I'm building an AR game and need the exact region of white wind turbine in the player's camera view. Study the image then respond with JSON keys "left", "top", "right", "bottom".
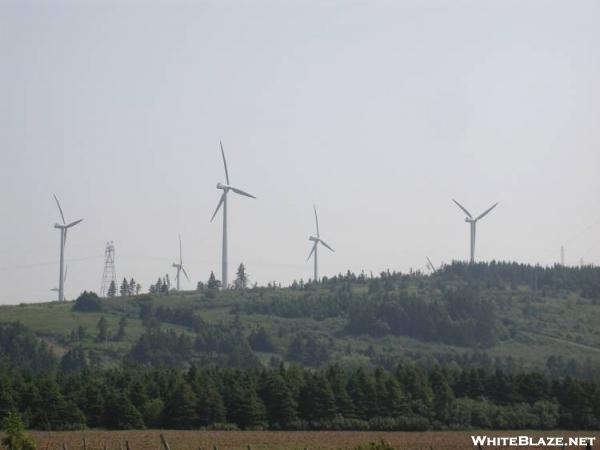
{"left": 452, "top": 199, "right": 498, "bottom": 263}
{"left": 307, "top": 205, "right": 334, "bottom": 282}
{"left": 53, "top": 195, "right": 83, "bottom": 301}
{"left": 210, "top": 141, "right": 256, "bottom": 289}
{"left": 51, "top": 265, "right": 67, "bottom": 295}
{"left": 172, "top": 234, "right": 189, "bottom": 291}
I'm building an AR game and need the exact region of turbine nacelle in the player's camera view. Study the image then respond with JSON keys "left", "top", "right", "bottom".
{"left": 309, "top": 236, "right": 318, "bottom": 242}
{"left": 216, "top": 182, "right": 228, "bottom": 190}
{"left": 54, "top": 219, "right": 83, "bottom": 229}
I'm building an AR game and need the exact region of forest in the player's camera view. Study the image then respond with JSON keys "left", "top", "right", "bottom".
{"left": 1, "top": 349, "right": 600, "bottom": 431}
{"left": 0, "top": 261, "right": 599, "bottom": 431}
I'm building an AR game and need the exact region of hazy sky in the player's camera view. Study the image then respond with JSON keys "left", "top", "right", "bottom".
{"left": 1, "top": 0, "right": 599, "bottom": 304}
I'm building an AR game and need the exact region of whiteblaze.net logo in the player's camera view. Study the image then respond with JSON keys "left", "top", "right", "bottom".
{"left": 471, "top": 435, "right": 596, "bottom": 447}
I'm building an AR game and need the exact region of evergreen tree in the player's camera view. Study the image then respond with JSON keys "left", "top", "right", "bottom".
{"left": 129, "top": 278, "right": 136, "bottom": 296}
{"left": 327, "top": 365, "right": 355, "bottom": 419}
{"left": 352, "top": 368, "right": 378, "bottom": 420}
{"left": 30, "top": 377, "right": 85, "bottom": 430}
{"left": 72, "top": 291, "right": 102, "bottom": 312}
{"left": 80, "top": 380, "right": 105, "bottom": 428}
{"left": 234, "top": 263, "right": 248, "bottom": 289}
{"left": 430, "top": 366, "right": 455, "bottom": 422}
{"left": 0, "top": 378, "right": 15, "bottom": 420}
{"left": 115, "top": 316, "right": 127, "bottom": 341}
{"left": 207, "top": 271, "right": 221, "bottom": 290}
{"left": 1, "top": 411, "right": 35, "bottom": 450}
{"left": 196, "top": 381, "right": 226, "bottom": 426}
{"left": 227, "top": 381, "right": 266, "bottom": 429}
{"left": 77, "top": 326, "right": 87, "bottom": 341}
{"left": 383, "top": 377, "right": 408, "bottom": 417}
{"left": 59, "top": 347, "right": 88, "bottom": 373}
{"left": 162, "top": 382, "right": 198, "bottom": 429}
{"left": 262, "top": 373, "right": 297, "bottom": 428}
{"left": 96, "top": 317, "right": 108, "bottom": 342}
{"left": 107, "top": 280, "right": 116, "bottom": 297}
{"left": 120, "top": 278, "right": 129, "bottom": 296}
{"left": 104, "top": 393, "right": 145, "bottom": 429}
{"left": 298, "top": 373, "right": 336, "bottom": 422}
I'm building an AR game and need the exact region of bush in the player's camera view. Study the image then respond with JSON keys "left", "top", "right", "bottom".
{"left": 2, "top": 411, "right": 36, "bottom": 450}
{"left": 72, "top": 291, "right": 103, "bottom": 312}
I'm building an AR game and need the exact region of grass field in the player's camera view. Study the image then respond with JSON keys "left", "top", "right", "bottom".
{"left": 18, "top": 430, "right": 600, "bottom": 450}
{"left": 2, "top": 276, "right": 600, "bottom": 373}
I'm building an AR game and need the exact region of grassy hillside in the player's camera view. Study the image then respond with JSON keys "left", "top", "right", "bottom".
{"left": 1, "top": 262, "right": 599, "bottom": 376}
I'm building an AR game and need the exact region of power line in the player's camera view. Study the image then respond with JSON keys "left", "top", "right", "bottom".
{"left": 0, "top": 255, "right": 103, "bottom": 271}
{"left": 563, "top": 216, "right": 600, "bottom": 246}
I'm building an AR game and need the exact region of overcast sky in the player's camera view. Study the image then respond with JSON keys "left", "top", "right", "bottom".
{"left": 1, "top": 0, "right": 599, "bottom": 304}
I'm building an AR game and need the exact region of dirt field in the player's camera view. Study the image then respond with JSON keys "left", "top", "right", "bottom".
{"left": 19, "top": 430, "right": 600, "bottom": 450}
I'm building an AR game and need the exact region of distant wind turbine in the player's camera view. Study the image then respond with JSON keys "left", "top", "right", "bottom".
{"left": 210, "top": 142, "right": 256, "bottom": 289}
{"left": 452, "top": 199, "right": 498, "bottom": 263}
{"left": 172, "top": 234, "right": 189, "bottom": 291}
{"left": 307, "top": 205, "right": 334, "bottom": 282}
{"left": 53, "top": 195, "right": 83, "bottom": 301}
{"left": 426, "top": 257, "right": 436, "bottom": 273}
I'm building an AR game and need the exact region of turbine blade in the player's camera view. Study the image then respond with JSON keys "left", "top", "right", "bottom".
{"left": 475, "top": 202, "right": 499, "bottom": 221}
{"left": 220, "top": 141, "right": 230, "bottom": 185}
{"left": 182, "top": 267, "right": 190, "bottom": 281}
{"left": 426, "top": 256, "right": 436, "bottom": 271}
{"left": 307, "top": 241, "right": 317, "bottom": 261}
{"left": 66, "top": 218, "right": 83, "bottom": 228}
{"left": 229, "top": 186, "right": 256, "bottom": 199}
{"left": 319, "top": 239, "right": 334, "bottom": 252}
{"left": 53, "top": 194, "right": 66, "bottom": 224}
{"left": 452, "top": 199, "right": 472, "bottom": 218}
{"left": 210, "top": 192, "right": 226, "bottom": 222}
{"left": 314, "top": 205, "right": 320, "bottom": 237}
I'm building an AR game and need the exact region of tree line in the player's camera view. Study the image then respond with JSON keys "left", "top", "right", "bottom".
{"left": 0, "top": 363, "right": 599, "bottom": 431}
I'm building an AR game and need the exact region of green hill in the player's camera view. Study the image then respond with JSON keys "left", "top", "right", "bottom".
{"left": 2, "top": 262, "right": 600, "bottom": 377}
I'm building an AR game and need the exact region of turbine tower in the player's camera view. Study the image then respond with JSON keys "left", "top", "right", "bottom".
{"left": 307, "top": 205, "right": 334, "bottom": 282}
{"left": 452, "top": 199, "right": 498, "bottom": 264}
{"left": 53, "top": 195, "right": 83, "bottom": 301}
{"left": 172, "top": 234, "right": 189, "bottom": 291}
{"left": 51, "top": 266, "right": 67, "bottom": 294}
{"left": 210, "top": 141, "right": 256, "bottom": 289}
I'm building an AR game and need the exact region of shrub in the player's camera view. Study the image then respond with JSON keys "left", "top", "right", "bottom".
{"left": 72, "top": 291, "right": 103, "bottom": 312}
{"left": 2, "top": 411, "right": 36, "bottom": 450}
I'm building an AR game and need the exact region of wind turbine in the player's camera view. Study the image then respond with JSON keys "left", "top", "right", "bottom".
{"left": 51, "top": 265, "right": 67, "bottom": 295}
{"left": 426, "top": 257, "right": 436, "bottom": 273}
{"left": 172, "top": 234, "right": 189, "bottom": 291}
{"left": 210, "top": 141, "right": 256, "bottom": 289}
{"left": 53, "top": 195, "right": 83, "bottom": 301}
{"left": 307, "top": 205, "right": 334, "bottom": 282}
{"left": 452, "top": 199, "right": 498, "bottom": 263}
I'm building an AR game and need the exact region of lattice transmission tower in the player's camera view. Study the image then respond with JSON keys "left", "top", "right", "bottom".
{"left": 100, "top": 241, "right": 117, "bottom": 296}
